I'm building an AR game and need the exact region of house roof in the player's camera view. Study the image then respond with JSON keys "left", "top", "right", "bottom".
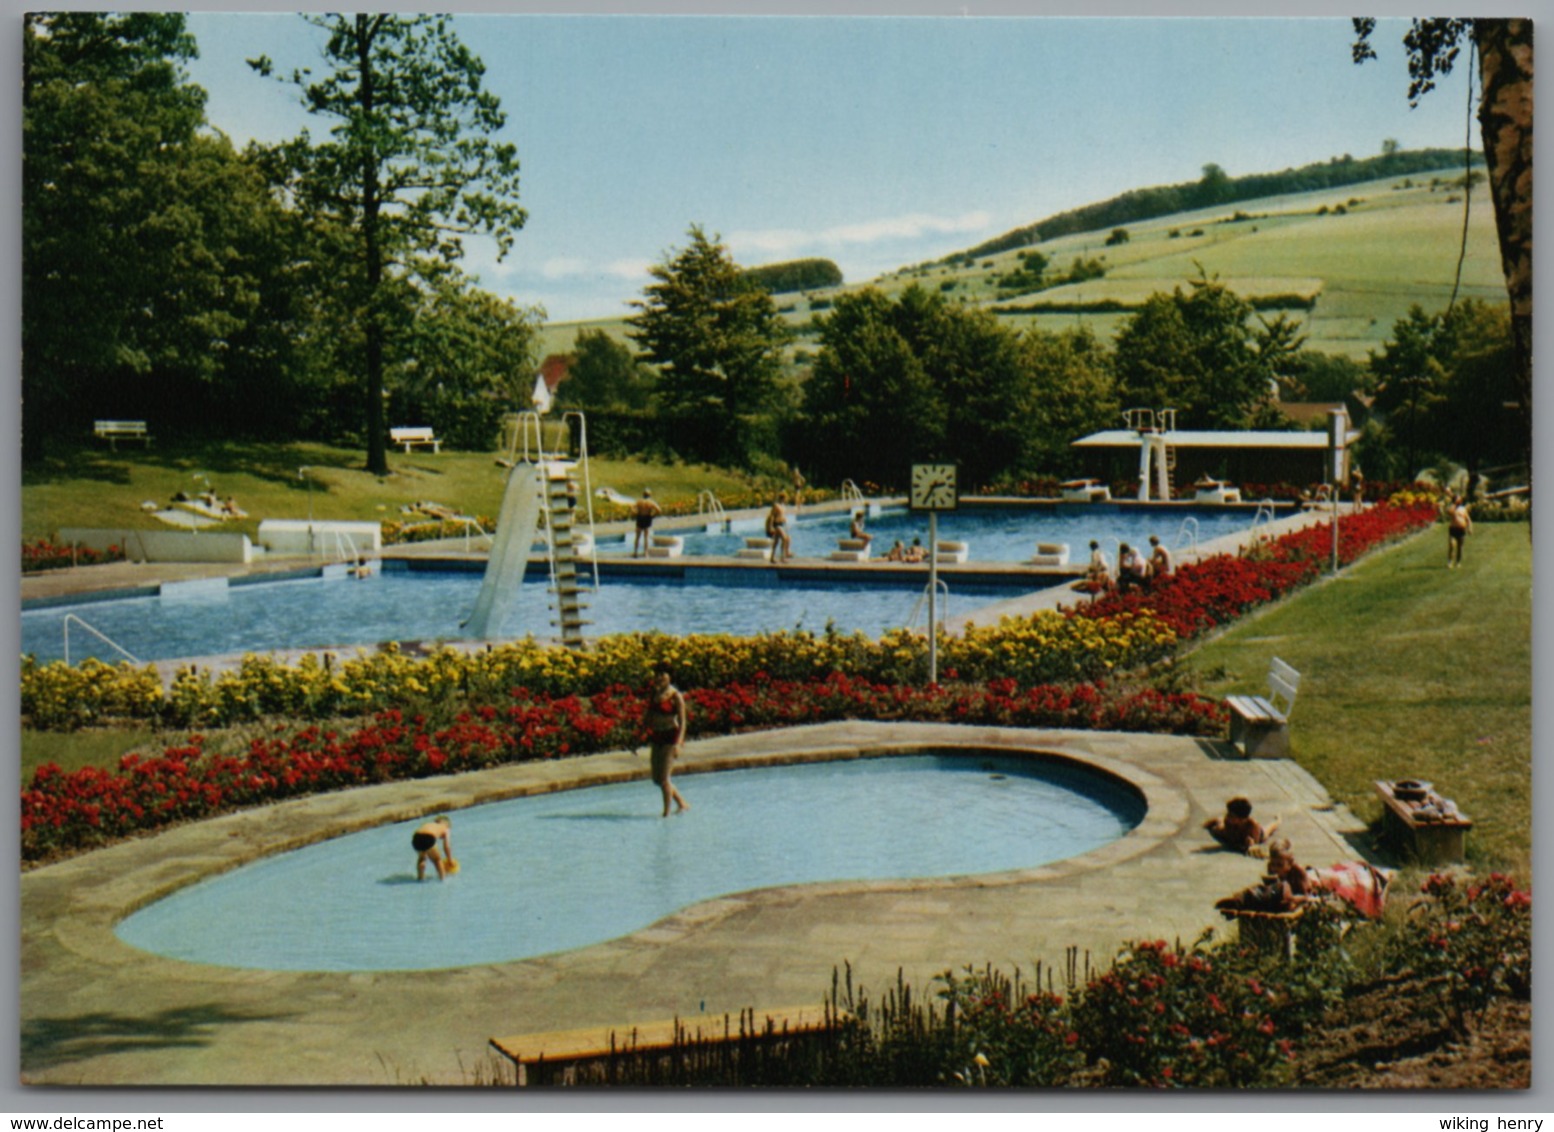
{"left": 1072, "top": 429, "right": 1350, "bottom": 450}
{"left": 538, "top": 354, "right": 571, "bottom": 392}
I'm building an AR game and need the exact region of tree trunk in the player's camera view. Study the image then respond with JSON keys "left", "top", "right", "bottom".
{"left": 1474, "top": 19, "right": 1533, "bottom": 486}
{"left": 358, "top": 14, "right": 389, "bottom": 478}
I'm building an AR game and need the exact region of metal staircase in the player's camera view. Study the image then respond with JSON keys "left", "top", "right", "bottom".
{"left": 540, "top": 463, "right": 590, "bottom": 648}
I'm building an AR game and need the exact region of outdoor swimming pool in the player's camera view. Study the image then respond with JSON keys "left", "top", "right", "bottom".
{"left": 613, "top": 502, "right": 1265, "bottom": 562}
{"left": 114, "top": 752, "right": 1145, "bottom": 971}
{"left": 22, "top": 568, "right": 1031, "bottom": 664}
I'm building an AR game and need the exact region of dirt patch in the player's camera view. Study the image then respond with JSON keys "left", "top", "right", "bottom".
{"left": 1292, "top": 974, "right": 1531, "bottom": 1090}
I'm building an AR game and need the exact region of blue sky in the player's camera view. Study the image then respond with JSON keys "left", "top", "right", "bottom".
{"left": 182, "top": 13, "right": 1474, "bottom": 323}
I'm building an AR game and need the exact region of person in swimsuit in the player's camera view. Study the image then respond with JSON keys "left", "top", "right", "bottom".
{"left": 849, "top": 511, "right": 872, "bottom": 548}
{"left": 1203, "top": 796, "right": 1279, "bottom": 855}
{"left": 1446, "top": 495, "right": 1472, "bottom": 568}
{"left": 1147, "top": 535, "right": 1174, "bottom": 580}
{"left": 632, "top": 489, "right": 661, "bottom": 558}
{"left": 645, "top": 665, "right": 690, "bottom": 816}
{"left": 766, "top": 492, "right": 792, "bottom": 563}
{"left": 412, "top": 815, "right": 452, "bottom": 881}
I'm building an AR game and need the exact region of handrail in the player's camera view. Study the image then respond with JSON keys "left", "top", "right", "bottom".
{"left": 696, "top": 490, "right": 727, "bottom": 521}
{"left": 840, "top": 479, "right": 865, "bottom": 505}
{"left": 1174, "top": 516, "right": 1199, "bottom": 554}
{"left": 63, "top": 613, "right": 141, "bottom": 666}
{"left": 906, "top": 578, "right": 951, "bottom": 633}
{"left": 1250, "top": 499, "right": 1278, "bottom": 530}
{"left": 563, "top": 411, "right": 599, "bottom": 590}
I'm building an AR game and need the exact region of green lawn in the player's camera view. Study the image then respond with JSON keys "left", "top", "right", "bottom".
{"left": 22, "top": 438, "right": 772, "bottom": 541}
{"left": 1188, "top": 522, "right": 1532, "bottom": 871}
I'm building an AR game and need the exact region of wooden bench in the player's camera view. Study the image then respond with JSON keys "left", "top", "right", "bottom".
{"left": 1222, "top": 905, "right": 1307, "bottom": 959}
{"left": 390, "top": 426, "right": 442, "bottom": 453}
{"left": 489, "top": 1004, "right": 848, "bottom": 1087}
{"left": 1374, "top": 781, "right": 1472, "bottom": 865}
{"left": 1224, "top": 657, "right": 1300, "bottom": 758}
{"left": 93, "top": 420, "right": 151, "bottom": 449}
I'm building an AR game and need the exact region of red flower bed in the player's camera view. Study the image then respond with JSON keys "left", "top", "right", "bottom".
{"left": 1075, "top": 503, "right": 1435, "bottom": 639}
{"left": 21, "top": 675, "right": 1224, "bottom": 861}
{"left": 22, "top": 538, "right": 126, "bottom": 573}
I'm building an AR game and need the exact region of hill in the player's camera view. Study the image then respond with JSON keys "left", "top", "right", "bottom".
{"left": 540, "top": 157, "right": 1503, "bottom": 363}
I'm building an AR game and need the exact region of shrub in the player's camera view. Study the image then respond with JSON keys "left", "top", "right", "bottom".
{"left": 22, "top": 538, "right": 127, "bottom": 573}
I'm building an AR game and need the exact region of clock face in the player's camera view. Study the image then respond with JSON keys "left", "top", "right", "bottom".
{"left": 909, "top": 463, "right": 958, "bottom": 511}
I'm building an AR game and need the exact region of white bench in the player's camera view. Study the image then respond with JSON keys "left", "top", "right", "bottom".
{"left": 830, "top": 537, "right": 871, "bottom": 562}
{"left": 1031, "top": 542, "right": 1070, "bottom": 567}
{"left": 390, "top": 426, "right": 442, "bottom": 453}
{"left": 1060, "top": 479, "right": 1110, "bottom": 503}
{"left": 934, "top": 540, "right": 969, "bottom": 564}
{"left": 645, "top": 534, "right": 683, "bottom": 559}
{"left": 94, "top": 420, "right": 151, "bottom": 449}
{"left": 1225, "top": 657, "right": 1300, "bottom": 758}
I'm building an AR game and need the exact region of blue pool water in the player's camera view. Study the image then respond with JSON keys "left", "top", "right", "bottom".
{"left": 115, "top": 753, "right": 1144, "bottom": 971}
{"left": 22, "top": 569, "right": 1028, "bottom": 663}
{"left": 608, "top": 503, "right": 1262, "bottom": 562}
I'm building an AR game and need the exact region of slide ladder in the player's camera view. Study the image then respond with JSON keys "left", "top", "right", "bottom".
{"left": 541, "top": 464, "right": 591, "bottom": 648}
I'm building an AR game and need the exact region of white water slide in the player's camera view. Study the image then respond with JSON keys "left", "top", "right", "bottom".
{"left": 463, "top": 463, "right": 544, "bottom": 639}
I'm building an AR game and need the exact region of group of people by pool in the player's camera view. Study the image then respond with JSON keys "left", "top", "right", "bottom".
{"left": 1204, "top": 796, "right": 1391, "bottom": 921}
{"left": 1082, "top": 534, "right": 1174, "bottom": 595}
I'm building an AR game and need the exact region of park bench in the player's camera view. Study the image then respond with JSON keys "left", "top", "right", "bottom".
{"left": 489, "top": 1004, "right": 849, "bottom": 1087}
{"left": 1374, "top": 780, "right": 1472, "bottom": 865}
{"left": 1224, "top": 657, "right": 1300, "bottom": 758}
{"left": 93, "top": 420, "right": 151, "bottom": 449}
{"left": 390, "top": 426, "right": 442, "bottom": 454}
{"left": 1221, "top": 905, "right": 1307, "bottom": 959}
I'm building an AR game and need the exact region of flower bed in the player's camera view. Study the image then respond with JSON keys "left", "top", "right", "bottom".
{"left": 22, "top": 538, "right": 126, "bottom": 574}
{"left": 21, "top": 674, "right": 1224, "bottom": 860}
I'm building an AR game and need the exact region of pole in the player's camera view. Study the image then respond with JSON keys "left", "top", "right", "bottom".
{"left": 927, "top": 511, "right": 939, "bottom": 685}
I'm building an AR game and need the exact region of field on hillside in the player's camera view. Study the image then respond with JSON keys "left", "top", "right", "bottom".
{"left": 542, "top": 170, "right": 1503, "bottom": 362}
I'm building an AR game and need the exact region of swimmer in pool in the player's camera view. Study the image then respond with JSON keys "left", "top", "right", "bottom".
{"left": 412, "top": 815, "right": 452, "bottom": 880}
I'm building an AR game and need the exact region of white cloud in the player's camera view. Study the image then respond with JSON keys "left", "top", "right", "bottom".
{"left": 604, "top": 258, "right": 651, "bottom": 281}
{"left": 541, "top": 257, "right": 589, "bottom": 280}
{"left": 729, "top": 210, "right": 994, "bottom": 260}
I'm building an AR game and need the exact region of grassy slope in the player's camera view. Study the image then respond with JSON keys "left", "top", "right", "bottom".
{"left": 1188, "top": 522, "right": 1531, "bottom": 870}
{"left": 21, "top": 439, "right": 765, "bottom": 541}
{"left": 541, "top": 171, "right": 1503, "bottom": 362}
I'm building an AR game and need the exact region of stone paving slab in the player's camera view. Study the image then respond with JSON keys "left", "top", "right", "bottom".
{"left": 21, "top": 720, "right": 1372, "bottom": 1087}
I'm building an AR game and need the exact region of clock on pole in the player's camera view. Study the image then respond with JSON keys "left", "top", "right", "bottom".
{"left": 909, "top": 463, "right": 958, "bottom": 511}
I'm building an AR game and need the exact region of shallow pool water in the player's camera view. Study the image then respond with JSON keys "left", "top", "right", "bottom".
{"left": 115, "top": 753, "right": 1143, "bottom": 971}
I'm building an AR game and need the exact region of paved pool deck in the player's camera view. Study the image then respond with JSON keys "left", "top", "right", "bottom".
{"left": 20, "top": 719, "right": 1375, "bottom": 1087}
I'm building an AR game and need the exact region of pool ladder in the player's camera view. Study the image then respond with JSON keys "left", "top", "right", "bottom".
{"left": 517, "top": 410, "right": 599, "bottom": 649}
{"left": 696, "top": 490, "right": 728, "bottom": 532}
{"left": 62, "top": 613, "right": 141, "bottom": 666}
{"left": 906, "top": 578, "right": 950, "bottom": 634}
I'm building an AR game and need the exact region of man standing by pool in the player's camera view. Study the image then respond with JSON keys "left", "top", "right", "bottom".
{"left": 632, "top": 489, "right": 661, "bottom": 558}
{"left": 645, "top": 665, "right": 691, "bottom": 817}
{"left": 412, "top": 815, "right": 453, "bottom": 881}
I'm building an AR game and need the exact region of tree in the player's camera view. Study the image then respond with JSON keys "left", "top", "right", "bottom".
{"left": 797, "top": 285, "right": 1043, "bottom": 488}
{"left": 1112, "top": 274, "right": 1272, "bottom": 428}
{"left": 252, "top": 14, "right": 527, "bottom": 475}
{"left": 628, "top": 225, "right": 791, "bottom": 467}
{"left": 1017, "top": 327, "right": 1118, "bottom": 474}
{"left": 557, "top": 330, "right": 655, "bottom": 412}
{"left": 1353, "top": 19, "right": 1532, "bottom": 482}
{"left": 396, "top": 274, "right": 542, "bottom": 449}
{"left": 22, "top": 13, "right": 285, "bottom": 458}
